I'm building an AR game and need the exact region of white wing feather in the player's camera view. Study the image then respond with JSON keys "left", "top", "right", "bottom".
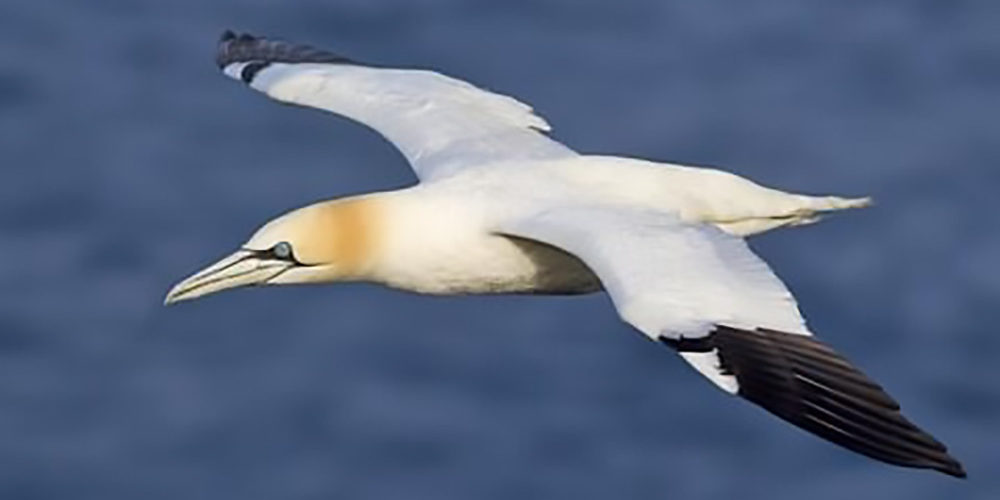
{"left": 226, "top": 60, "right": 575, "bottom": 181}
{"left": 500, "top": 206, "right": 810, "bottom": 392}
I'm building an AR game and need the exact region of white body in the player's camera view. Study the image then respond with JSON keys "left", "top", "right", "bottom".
{"left": 367, "top": 157, "right": 861, "bottom": 296}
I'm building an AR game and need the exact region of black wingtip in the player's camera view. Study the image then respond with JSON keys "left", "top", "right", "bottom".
{"left": 663, "top": 326, "right": 967, "bottom": 478}
{"left": 215, "top": 30, "right": 356, "bottom": 73}
{"left": 216, "top": 30, "right": 256, "bottom": 69}
{"left": 216, "top": 30, "right": 239, "bottom": 68}
{"left": 935, "top": 458, "right": 967, "bottom": 479}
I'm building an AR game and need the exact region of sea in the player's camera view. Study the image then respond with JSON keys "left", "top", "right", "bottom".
{"left": 1, "top": 1, "right": 997, "bottom": 498}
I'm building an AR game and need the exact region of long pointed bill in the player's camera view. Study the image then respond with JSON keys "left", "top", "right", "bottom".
{"left": 164, "top": 250, "right": 294, "bottom": 305}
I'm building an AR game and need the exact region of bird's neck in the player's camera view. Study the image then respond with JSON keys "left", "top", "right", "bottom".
{"left": 309, "top": 189, "right": 448, "bottom": 286}
{"left": 350, "top": 188, "right": 598, "bottom": 295}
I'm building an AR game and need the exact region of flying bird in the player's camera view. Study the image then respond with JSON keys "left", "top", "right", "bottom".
{"left": 165, "top": 31, "right": 965, "bottom": 477}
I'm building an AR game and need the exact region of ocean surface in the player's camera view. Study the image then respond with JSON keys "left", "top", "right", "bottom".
{"left": 1, "top": 1, "right": 998, "bottom": 499}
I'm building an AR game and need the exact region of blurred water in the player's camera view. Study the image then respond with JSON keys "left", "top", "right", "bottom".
{"left": 1, "top": 1, "right": 998, "bottom": 498}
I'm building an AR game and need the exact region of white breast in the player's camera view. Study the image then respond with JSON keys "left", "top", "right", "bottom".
{"left": 369, "top": 186, "right": 599, "bottom": 295}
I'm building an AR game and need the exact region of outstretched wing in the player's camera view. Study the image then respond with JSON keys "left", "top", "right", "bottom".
{"left": 216, "top": 31, "right": 576, "bottom": 181}
{"left": 499, "top": 206, "right": 965, "bottom": 477}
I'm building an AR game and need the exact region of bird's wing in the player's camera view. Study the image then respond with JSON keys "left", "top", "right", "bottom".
{"left": 216, "top": 31, "right": 576, "bottom": 181}
{"left": 498, "top": 206, "right": 965, "bottom": 477}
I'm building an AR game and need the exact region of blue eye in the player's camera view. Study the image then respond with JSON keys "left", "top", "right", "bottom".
{"left": 272, "top": 241, "right": 293, "bottom": 260}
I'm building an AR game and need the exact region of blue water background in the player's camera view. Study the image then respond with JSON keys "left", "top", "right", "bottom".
{"left": 1, "top": 1, "right": 998, "bottom": 498}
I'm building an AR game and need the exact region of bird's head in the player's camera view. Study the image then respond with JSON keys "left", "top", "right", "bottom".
{"left": 164, "top": 198, "right": 378, "bottom": 305}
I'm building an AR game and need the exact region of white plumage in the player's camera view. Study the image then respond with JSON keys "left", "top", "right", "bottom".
{"left": 163, "top": 32, "right": 965, "bottom": 477}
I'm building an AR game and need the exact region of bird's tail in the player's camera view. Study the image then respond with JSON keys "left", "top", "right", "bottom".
{"left": 714, "top": 195, "right": 872, "bottom": 236}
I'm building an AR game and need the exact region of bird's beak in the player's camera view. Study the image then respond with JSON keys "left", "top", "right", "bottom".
{"left": 164, "top": 249, "right": 294, "bottom": 305}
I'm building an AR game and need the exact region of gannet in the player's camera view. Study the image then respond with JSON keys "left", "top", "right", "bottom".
{"left": 165, "top": 31, "right": 965, "bottom": 477}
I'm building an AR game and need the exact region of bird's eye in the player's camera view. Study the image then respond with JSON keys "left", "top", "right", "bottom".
{"left": 272, "top": 241, "right": 293, "bottom": 260}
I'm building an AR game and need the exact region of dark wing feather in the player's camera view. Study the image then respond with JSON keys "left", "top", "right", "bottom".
{"left": 663, "top": 326, "right": 965, "bottom": 478}
{"left": 216, "top": 30, "right": 356, "bottom": 71}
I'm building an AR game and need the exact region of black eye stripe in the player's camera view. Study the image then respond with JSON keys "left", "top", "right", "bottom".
{"left": 248, "top": 242, "right": 299, "bottom": 264}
